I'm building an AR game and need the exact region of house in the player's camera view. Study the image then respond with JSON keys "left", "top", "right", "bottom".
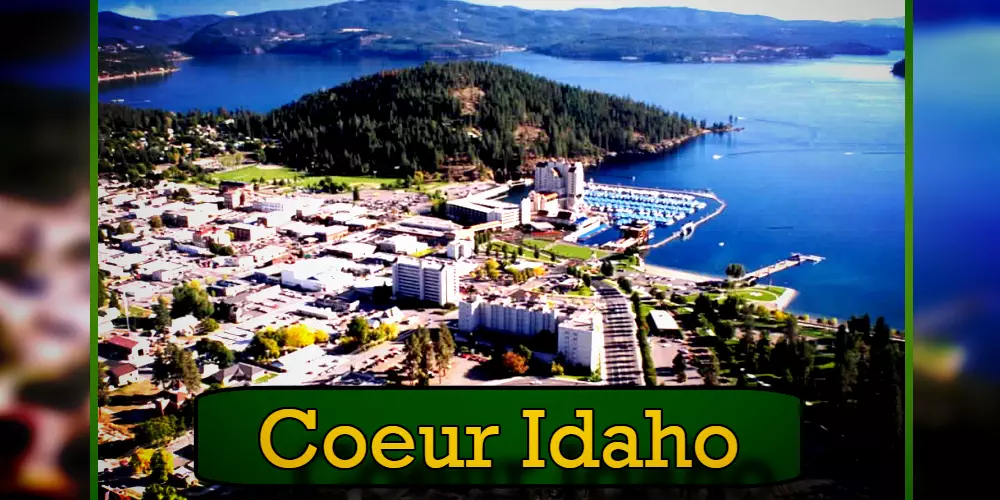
{"left": 106, "top": 361, "right": 139, "bottom": 387}
{"left": 169, "top": 315, "right": 200, "bottom": 336}
{"left": 649, "top": 310, "right": 681, "bottom": 336}
{"left": 101, "top": 335, "right": 151, "bottom": 363}
{"left": 271, "top": 344, "right": 325, "bottom": 372}
{"left": 207, "top": 362, "right": 268, "bottom": 385}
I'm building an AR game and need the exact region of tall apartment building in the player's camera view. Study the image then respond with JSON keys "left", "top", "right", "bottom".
{"left": 392, "top": 258, "right": 460, "bottom": 306}
{"left": 533, "top": 161, "right": 586, "bottom": 209}
{"left": 459, "top": 296, "right": 560, "bottom": 336}
{"left": 557, "top": 308, "right": 604, "bottom": 373}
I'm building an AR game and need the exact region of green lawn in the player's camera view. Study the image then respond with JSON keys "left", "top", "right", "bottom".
{"left": 566, "top": 286, "right": 594, "bottom": 297}
{"left": 730, "top": 287, "right": 782, "bottom": 302}
{"left": 212, "top": 166, "right": 388, "bottom": 187}
{"left": 521, "top": 238, "right": 553, "bottom": 249}
{"left": 255, "top": 373, "right": 279, "bottom": 384}
{"left": 489, "top": 241, "right": 555, "bottom": 263}
{"left": 551, "top": 243, "right": 608, "bottom": 260}
{"left": 127, "top": 306, "right": 152, "bottom": 318}
{"left": 410, "top": 248, "right": 437, "bottom": 258}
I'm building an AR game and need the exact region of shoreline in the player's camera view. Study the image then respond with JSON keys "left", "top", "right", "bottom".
{"left": 98, "top": 67, "right": 179, "bottom": 83}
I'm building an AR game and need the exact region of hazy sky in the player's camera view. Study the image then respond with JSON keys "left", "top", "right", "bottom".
{"left": 101, "top": 0, "right": 905, "bottom": 22}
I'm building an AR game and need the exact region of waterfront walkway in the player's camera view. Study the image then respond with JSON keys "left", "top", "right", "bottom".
{"left": 742, "top": 253, "right": 824, "bottom": 282}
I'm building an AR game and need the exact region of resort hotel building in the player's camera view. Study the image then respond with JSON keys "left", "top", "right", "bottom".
{"left": 458, "top": 294, "right": 604, "bottom": 372}
{"left": 533, "top": 160, "right": 586, "bottom": 210}
{"left": 392, "top": 257, "right": 460, "bottom": 306}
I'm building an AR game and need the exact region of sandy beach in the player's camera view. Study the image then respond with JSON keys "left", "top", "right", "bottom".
{"left": 641, "top": 263, "right": 721, "bottom": 283}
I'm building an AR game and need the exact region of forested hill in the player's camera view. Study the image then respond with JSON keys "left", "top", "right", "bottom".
{"left": 99, "top": 62, "right": 714, "bottom": 183}
{"left": 99, "top": 0, "right": 903, "bottom": 64}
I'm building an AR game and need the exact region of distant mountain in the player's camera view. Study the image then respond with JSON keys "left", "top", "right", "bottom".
{"left": 97, "top": 11, "right": 224, "bottom": 46}
{"left": 849, "top": 17, "right": 905, "bottom": 28}
{"left": 98, "top": 0, "right": 904, "bottom": 64}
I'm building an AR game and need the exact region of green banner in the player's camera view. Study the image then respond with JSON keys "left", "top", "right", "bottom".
{"left": 195, "top": 387, "right": 800, "bottom": 486}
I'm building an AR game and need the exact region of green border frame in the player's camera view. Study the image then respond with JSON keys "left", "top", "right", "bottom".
{"left": 90, "top": 0, "right": 100, "bottom": 499}
{"left": 88, "top": 2, "right": 915, "bottom": 499}
{"left": 904, "top": 1, "right": 914, "bottom": 500}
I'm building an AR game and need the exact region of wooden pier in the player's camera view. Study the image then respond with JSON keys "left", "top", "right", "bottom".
{"left": 742, "top": 253, "right": 824, "bottom": 282}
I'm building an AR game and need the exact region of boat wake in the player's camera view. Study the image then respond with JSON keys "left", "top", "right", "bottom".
{"left": 712, "top": 154, "right": 723, "bottom": 160}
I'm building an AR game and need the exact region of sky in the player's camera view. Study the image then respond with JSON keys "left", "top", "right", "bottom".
{"left": 100, "top": 0, "right": 905, "bottom": 22}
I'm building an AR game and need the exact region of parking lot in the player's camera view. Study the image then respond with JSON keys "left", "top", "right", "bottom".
{"left": 650, "top": 335, "right": 702, "bottom": 386}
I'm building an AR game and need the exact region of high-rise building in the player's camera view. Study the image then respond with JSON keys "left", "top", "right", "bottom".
{"left": 392, "top": 258, "right": 460, "bottom": 306}
{"left": 557, "top": 308, "right": 604, "bottom": 373}
{"left": 533, "top": 161, "right": 586, "bottom": 209}
{"left": 459, "top": 296, "right": 560, "bottom": 336}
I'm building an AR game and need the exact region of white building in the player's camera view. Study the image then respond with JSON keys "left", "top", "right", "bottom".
{"left": 392, "top": 258, "right": 460, "bottom": 306}
{"left": 379, "top": 234, "right": 428, "bottom": 255}
{"left": 459, "top": 296, "right": 560, "bottom": 336}
{"left": 138, "top": 260, "right": 187, "bottom": 282}
{"left": 557, "top": 308, "right": 604, "bottom": 372}
{"left": 534, "top": 161, "right": 586, "bottom": 209}
{"left": 447, "top": 240, "right": 474, "bottom": 261}
{"left": 446, "top": 197, "right": 526, "bottom": 229}
{"left": 280, "top": 257, "right": 357, "bottom": 293}
{"left": 253, "top": 197, "right": 305, "bottom": 213}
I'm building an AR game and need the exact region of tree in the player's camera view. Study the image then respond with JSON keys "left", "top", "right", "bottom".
{"left": 672, "top": 352, "right": 687, "bottom": 383}
{"left": 109, "top": 291, "right": 122, "bottom": 312}
{"left": 533, "top": 246, "right": 540, "bottom": 259}
{"left": 117, "top": 220, "right": 135, "bottom": 234}
{"left": 129, "top": 448, "right": 155, "bottom": 475}
{"left": 715, "top": 321, "right": 736, "bottom": 341}
{"left": 152, "top": 344, "right": 202, "bottom": 392}
{"left": 404, "top": 326, "right": 435, "bottom": 386}
{"left": 151, "top": 296, "right": 171, "bottom": 333}
{"left": 550, "top": 362, "right": 565, "bottom": 375}
{"left": 617, "top": 276, "right": 632, "bottom": 294}
{"left": 352, "top": 185, "right": 361, "bottom": 201}
{"left": 600, "top": 260, "right": 614, "bottom": 277}
{"left": 434, "top": 324, "right": 456, "bottom": 380}
{"left": 98, "top": 362, "right": 111, "bottom": 406}
{"left": 833, "top": 324, "right": 860, "bottom": 400}
{"left": 582, "top": 273, "right": 592, "bottom": 287}
{"left": 143, "top": 484, "right": 185, "bottom": 500}
{"left": 484, "top": 258, "right": 500, "bottom": 280}
{"left": 502, "top": 351, "right": 529, "bottom": 375}
{"left": 195, "top": 338, "right": 234, "bottom": 368}
{"left": 198, "top": 317, "right": 219, "bottom": 334}
{"left": 98, "top": 278, "right": 109, "bottom": 308}
{"left": 347, "top": 315, "right": 373, "bottom": 345}
{"left": 246, "top": 334, "right": 281, "bottom": 362}
{"left": 134, "top": 416, "right": 182, "bottom": 447}
{"left": 699, "top": 352, "right": 721, "bottom": 386}
{"left": 171, "top": 281, "right": 214, "bottom": 319}
{"left": 725, "top": 263, "right": 746, "bottom": 280}
{"left": 150, "top": 215, "right": 164, "bottom": 229}
{"left": 514, "top": 344, "right": 533, "bottom": 364}
{"left": 149, "top": 448, "right": 173, "bottom": 484}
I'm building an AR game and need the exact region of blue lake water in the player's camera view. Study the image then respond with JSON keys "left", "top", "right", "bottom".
{"left": 99, "top": 51, "right": 905, "bottom": 328}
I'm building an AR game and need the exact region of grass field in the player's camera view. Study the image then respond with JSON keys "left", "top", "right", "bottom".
{"left": 730, "top": 287, "right": 782, "bottom": 302}
{"left": 210, "top": 165, "right": 454, "bottom": 190}
{"left": 566, "top": 286, "right": 594, "bottom": 297}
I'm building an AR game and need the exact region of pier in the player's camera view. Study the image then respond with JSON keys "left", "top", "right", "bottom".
{"left": 742, "top": 253, "right": 824, "bottom": 282}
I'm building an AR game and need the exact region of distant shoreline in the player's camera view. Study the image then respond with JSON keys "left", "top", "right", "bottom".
{"left": 98, "top": 67, "right": 179, "bottom": 83}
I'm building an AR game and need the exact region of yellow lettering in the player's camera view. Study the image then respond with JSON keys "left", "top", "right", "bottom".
{"left": 549, "top": 409, "right": 600, "bottom": 469}
{"left": 371, "top": 425, "right": 414, "bottom": 469}
{"left": 465, "top": 425, "right": 501, "bottom": 468}
{"left": 601, "top": 425, "right": 643, "bottom": 468}
{"left": 694, "top": 426, "right": 739, "bottom": 469}
{"left": 418, "top": 426, "right": 466, "bottom": 468}
{"left": 259, "top": 408, "right": 317, "bottom": 469}
{"left": 322, "top": 425, "right": 367, "bottom": 469}
{"left": 644, "top": 409, "right": 692, "bottom": 468}
{"left": 521, "top": 409, "right": 546, "bottom": 468}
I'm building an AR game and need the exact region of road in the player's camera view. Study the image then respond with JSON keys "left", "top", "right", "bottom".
{"left": 594, "top": 281, "right": 644, "bottom": 386}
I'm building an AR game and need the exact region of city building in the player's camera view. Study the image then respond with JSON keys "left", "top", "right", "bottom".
{"left": 379, "top": 234, "right": 428, "bottom": 255}
{"left": 230, "top": 223, "right": 275, "bottom": 242}
{"left": 328, "top": 242, "right": 377, "bottom": 260}
{"left": 222, "top": 188, "right": 249, "bottom": 209}
{"left": 533, "top": 160, "right": 586, "bottom": 209}
{"left": 446, "top": 197, "right": 526, "bottom": 229}
{"left": 137, "top": 260, "right": 187, "bottom": 282}
{"left": 392, "top": 258, "right": 460, "bottom": 306}
{"left": 100, "top": 335, "right": 151, "bottom": 363}
{"left": 459, "top": 296, "right": 560, "bottom": 336}
{"left": 447, "top": 239, "right": 474, "bottom": 260}
{"left": 120, "top": 238, "right": 169, "bottom": 255}
{"left": 258, "top": 211, "right": 294, "bottom": 228}
{"left": 557, "top": 308, "right": 604, "bottom": 372}
{"left": 251, "top": 245, "right": 287, "bottom": 266}
{"left": 649, "top": 310, "right": 681, "bottom": 336}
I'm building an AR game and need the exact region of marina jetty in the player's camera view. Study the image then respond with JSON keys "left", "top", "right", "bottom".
{"left": 581, "top": 182, "right": 726, "bottom": 250}
{"left": 741, "top": 253, "right": 825, "bottom": 283}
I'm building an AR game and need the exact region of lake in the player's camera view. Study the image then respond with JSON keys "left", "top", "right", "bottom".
{"left": 99, "top": 51, "right": 905, "bottom": 328}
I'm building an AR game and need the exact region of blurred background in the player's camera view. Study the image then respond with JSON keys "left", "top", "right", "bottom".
{"left": 0, "top": 1, "right": 91, "bottom": 499}
{"left": 912, "top": 0, "right": 1000, "bottom": 498}
{"left": 1, "top": 0, "right": 998, "bottom": 499}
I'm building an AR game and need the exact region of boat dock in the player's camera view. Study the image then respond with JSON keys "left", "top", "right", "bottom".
{"left": 742, "top": 253, "right": 824, "bottom": 282}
